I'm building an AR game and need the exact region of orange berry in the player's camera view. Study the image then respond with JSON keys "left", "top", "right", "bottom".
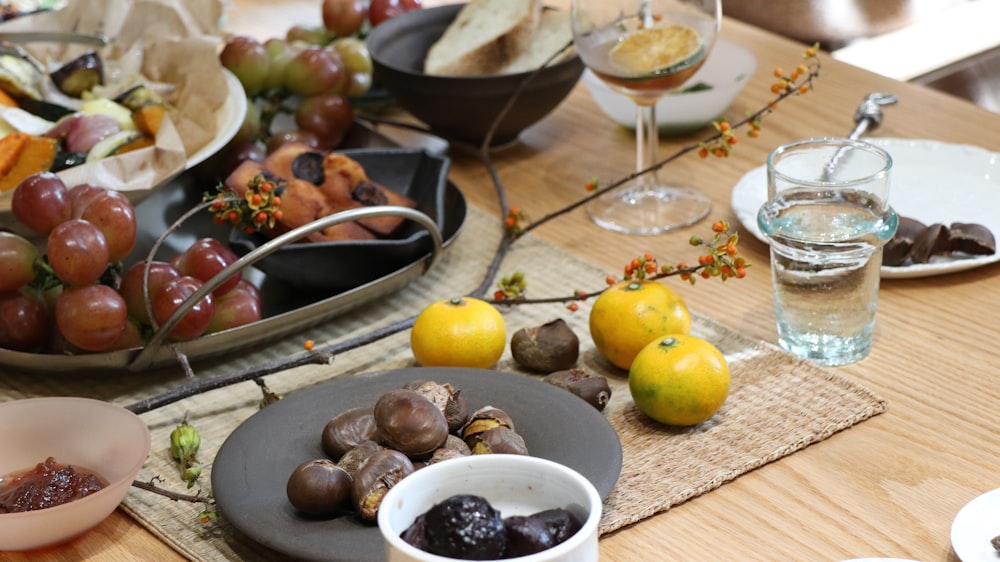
{"left": 712, "top": 221, "right": 726, "bottom": 233}
{"left": 799, "top": 84, "right": 810, "bottom": 94}
{"left": 726, "top": 243, "right": 738, "bottom": 256}
{"left": 797, "top": 64, "right": 809, "bottom": 74}
{"left": 494, "top": 290, "right": 505, "bottom": 300}
{"left": 566, "top": 302, "right": 579, "bottom": 312}
{"left": 304, "top": 339, "right": 315, "bottom": 350}
{"left": 698, "top": 147, "right": 709, "bottom": 158}
{"left": 773, "top": 67, "right": 784, "bottom": 78}
{"left": 748, "top": 129, "right": 761, "bottom": 138}
{"left": 272, "top": 209, "right": 283, "bottom": 221}
{"left": 713, "top": 148, "right": 727, "bottom": 157}
{"left": 605, "top": 275, "right": 617, "bottom": 286}
{"left": 736, "top": 267, "right": 747, "bottom": 279}
{"left": 700, "top": 270, "right": 711, "bottom": 279}
{"left": 726, "top": 136, "right": 738, "bottom": 145}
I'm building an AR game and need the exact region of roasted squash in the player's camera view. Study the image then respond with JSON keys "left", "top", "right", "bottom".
{"left": 0, "top": 132, "right": 30, "bottom": 178}
{"left": 131, "top": 103, "right": 165, "bottom": 137}
{"left": 0, "top": 135, "right": 58, "bottom": 192}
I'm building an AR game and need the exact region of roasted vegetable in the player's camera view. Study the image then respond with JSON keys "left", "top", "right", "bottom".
{"left": 50, "top": 50, "right": 104, "bottom": 97}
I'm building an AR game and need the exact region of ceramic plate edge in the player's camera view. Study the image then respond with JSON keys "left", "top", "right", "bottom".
{"left": 186, "top": 68, "right": 246, "bottom": 169}
{"left": 951, "top": 487, "right": 1000, "bottom": 562}
{"left": 729, "top": 138, "right": 1000, "bottom": 279}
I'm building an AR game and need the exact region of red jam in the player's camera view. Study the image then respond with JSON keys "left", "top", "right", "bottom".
{"left": 0, "top": 457, "right": 107, "bottom": 514}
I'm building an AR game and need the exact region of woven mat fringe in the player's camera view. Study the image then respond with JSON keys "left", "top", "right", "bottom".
{"left": 0, "top": 206, "right": 887, "bottom": 561}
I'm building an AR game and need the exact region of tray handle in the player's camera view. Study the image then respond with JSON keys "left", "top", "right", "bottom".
{"left": 127, "top": 205, "right": 443, "bottom": 372}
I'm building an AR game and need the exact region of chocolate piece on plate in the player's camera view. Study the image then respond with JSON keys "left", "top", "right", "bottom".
{"left": 883, "top": 216, "right": 927, "bottom": 266}
{"left": 908, "top": 223, "right": 951, "bottom": 264}
{"left": 949, "top": 222, "right": 996, "bottom": 256}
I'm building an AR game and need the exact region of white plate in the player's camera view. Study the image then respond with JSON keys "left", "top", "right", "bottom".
{"left": 730, "top": 138, "right": 1000, "bottom": 279}
{"left": 185, "top": 68, "right": 246, "bottom": 169}
{"left": 952, "top": 488, "right": 1000, "bottom": 561}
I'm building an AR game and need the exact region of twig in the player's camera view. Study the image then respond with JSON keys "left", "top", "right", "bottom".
{"left": 131, "top": 477, "right": 213, "bottom": 505}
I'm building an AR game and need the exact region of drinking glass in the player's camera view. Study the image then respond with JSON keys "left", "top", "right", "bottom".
{"left": 757, "top": 138, "right": 898, "bottom": 366}
{"left": 571, "top": 0, "right": 720, "bottom": 235}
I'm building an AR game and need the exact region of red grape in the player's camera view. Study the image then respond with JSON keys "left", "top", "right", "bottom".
{"left": 220, "top": 35, "right": 270, "bottom": 96}
{"left": 266, "top": 129, "right": 321, "bottom": 153}
{"left": 284, "top": 46, "right": 347, "bottom": 97}
{"left": 55, "top": 284, "right": 127, "bottom": 351}
{"left": 0, "top": 289, "right": 50, "bottom": 352}
{"left": 107, "top": 318, "right": 145, "bottom": 351}
{"left": 120, "top": 260, "right": 182, "bottom": 325}
{"left": 79, "top": 191, "right": 137, "bottom": 262}
{"left": 68, "top": 183, "right": 107, "bottom": 217}
{"left": 322, "top": 0, "right": 365, "bottom": 37}
{"left": 172, "top": 238, "right": 242, "bottom": 296}
{"left": 10, "top": 172, "right": 72, "bottom": 235}
{"left": 295, "top": 94, "right": 353, "bottom": 148}
{"left": 263, "top": 38, "right": 296, "bottom": 92}
{"left": 369, "top": 0, "right": 422, "bottom": 27}
{"left": 46, "top": 219, "right": 110, "bottom": 286}
{"left": 206, "top": 280, "right": 263, "bottom": 333}
{"left": 286, "top": 25, "right": 332, "bottom": 46}
{"left": 152, "top": 275, "right": 215, "bottom": 341}
{"left": 0, "top": 231, "right": 39, "bottom": 292}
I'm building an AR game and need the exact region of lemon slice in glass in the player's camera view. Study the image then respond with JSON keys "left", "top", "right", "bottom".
{"left": 609, "top": 24, "right": 703, "bottom": 75}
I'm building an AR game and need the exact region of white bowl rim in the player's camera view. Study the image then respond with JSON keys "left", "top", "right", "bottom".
{"left": 378, "top": 454, "right": 603, "bottom": 561}
{"left": 0, "top": 396, "right": 151, "bottom": 522}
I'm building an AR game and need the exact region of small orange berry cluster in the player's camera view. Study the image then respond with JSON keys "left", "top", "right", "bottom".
{"left": 698, "top": 120, "right": 738, "bottom": 158}
{"left": 684, "top": 220, "right": 748, "bottom": 282}
{"left": 619, "top": 252, "right": 662, "bottom": 282}
{"left": 206, "top": 173, "right": 284, "bottom": 234}
{"left": 494, "top": 270, "right": 527, "bottom": 301}
{"left": 770, "top": 43, "right": 820, "bottom": 96}
{"left": 503, "top": 206, "right": 527, "bottom": 236}
{"left": 584, "top": 176, "right": 600, "bottom": 192}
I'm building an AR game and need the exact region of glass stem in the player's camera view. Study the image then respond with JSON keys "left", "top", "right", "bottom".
{"left": 635, "top": 101, "right": 659, "bottom": 191}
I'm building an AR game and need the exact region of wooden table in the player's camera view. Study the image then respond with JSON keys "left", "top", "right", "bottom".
{"left": 14, "top": 1, "right": 1000, "bottom": 560}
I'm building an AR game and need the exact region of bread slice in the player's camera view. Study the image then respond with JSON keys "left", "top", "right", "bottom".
{"left": 424, "top": 0, "right": 541, "bottom": 76}
{"left": 499, "top": 8, "right": 573, "bottom": 74}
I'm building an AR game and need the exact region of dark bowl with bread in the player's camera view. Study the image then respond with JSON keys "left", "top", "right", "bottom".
{"left": 366, "top": 2, "right": 584, "bottom": 147}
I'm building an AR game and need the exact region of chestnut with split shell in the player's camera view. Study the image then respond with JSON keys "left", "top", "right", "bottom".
{"left": 351, "top": 449, "right": 414, "bottom": 521}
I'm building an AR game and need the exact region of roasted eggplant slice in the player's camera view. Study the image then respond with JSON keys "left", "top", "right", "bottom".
{"left": 0, "top": 43, "right": 43, "bottom": 99}
{"left": 50, "top": 50, "right": 104, "bottom": 97}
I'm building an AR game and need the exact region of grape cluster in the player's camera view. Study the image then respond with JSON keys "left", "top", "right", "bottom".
{"left": 0, "top": 172, "right": 262, "bottom": 355}
{"left": 218, "top": 0, "right": 422, "bottom": 167}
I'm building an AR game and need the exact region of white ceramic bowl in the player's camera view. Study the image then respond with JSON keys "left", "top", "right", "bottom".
{"left": 0, "top": 397, "right": 151, "bottom": 551}
{"left": 582, "top": 38, "right": 757, "bottom": 135}
{"left": 378, "top": 454, "right": 602, "bottom": 562}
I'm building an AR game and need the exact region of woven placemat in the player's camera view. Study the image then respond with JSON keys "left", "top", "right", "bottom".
{"left": 0, "top": 205, "right": 886, "bottom": 561}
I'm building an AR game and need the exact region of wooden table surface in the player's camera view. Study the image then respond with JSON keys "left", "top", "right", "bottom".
{"left": 10, "top": 1, "right": 1000, "bottom": 560}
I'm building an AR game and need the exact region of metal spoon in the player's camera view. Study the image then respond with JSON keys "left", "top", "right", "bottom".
{"left": 0, "top": 31, "right": 109, "bottom": 46}
{"left": 823, "top": 92, "right": 898, "bottom": 180}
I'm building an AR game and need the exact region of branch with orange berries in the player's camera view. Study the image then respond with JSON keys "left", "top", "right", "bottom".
{"left": 500, "top": 43, "right": 821, "bottom": 239}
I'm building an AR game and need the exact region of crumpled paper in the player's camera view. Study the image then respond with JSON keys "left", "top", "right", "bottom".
{"left": 0, "top": 0, "right": 233, "bottom": 212}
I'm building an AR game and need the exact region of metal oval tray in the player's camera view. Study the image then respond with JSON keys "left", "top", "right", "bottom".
{"left": 0, "top": 141, "right": 467, "bottom": 376}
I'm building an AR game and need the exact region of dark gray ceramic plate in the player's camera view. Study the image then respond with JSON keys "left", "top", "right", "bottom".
{"left": 228, "top": 147, "right": 451, "bottom": 292}
{"left": 211, "top": 367, "right": 623, "bottom": 562}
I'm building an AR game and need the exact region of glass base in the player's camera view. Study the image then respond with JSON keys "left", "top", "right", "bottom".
{"left": 777, "top": 329, "right": 872, "bottom": 366}
{"left": 587, "top": 184, "right": 712, "bottom": 235}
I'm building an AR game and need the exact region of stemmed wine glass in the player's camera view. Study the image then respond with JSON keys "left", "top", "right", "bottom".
{"left": 571, "top": 0, "right": 721, "bottom": 235}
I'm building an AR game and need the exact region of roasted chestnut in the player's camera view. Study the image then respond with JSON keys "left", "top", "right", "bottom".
{"left": 337, "top": 440, "right": 383, "bottom": 478}
{"left": 351, "top": 449, "right": 414, "bottom": 520}
{"left": 374, "top": 389, "right": 449, "bottom": 457}
{"left": 510, "top": 318, "right": 580, "bottom": 372}
{"left": 544, "top": 368, "right": 613, "bottom": 411}
{"left": 469, "top": 426, "right": 528, "bottom": 455}
{"left": 286, "top": 459, "right": 353, "bottom": 517}
{"left": 403, "top": 380, "right": 470, "bottom": 433}
{"left": 461, "top": 406, "right": 514, "bottom": 445}
{"left": 321, "top": 407, "right": 377, "bottom": 460}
